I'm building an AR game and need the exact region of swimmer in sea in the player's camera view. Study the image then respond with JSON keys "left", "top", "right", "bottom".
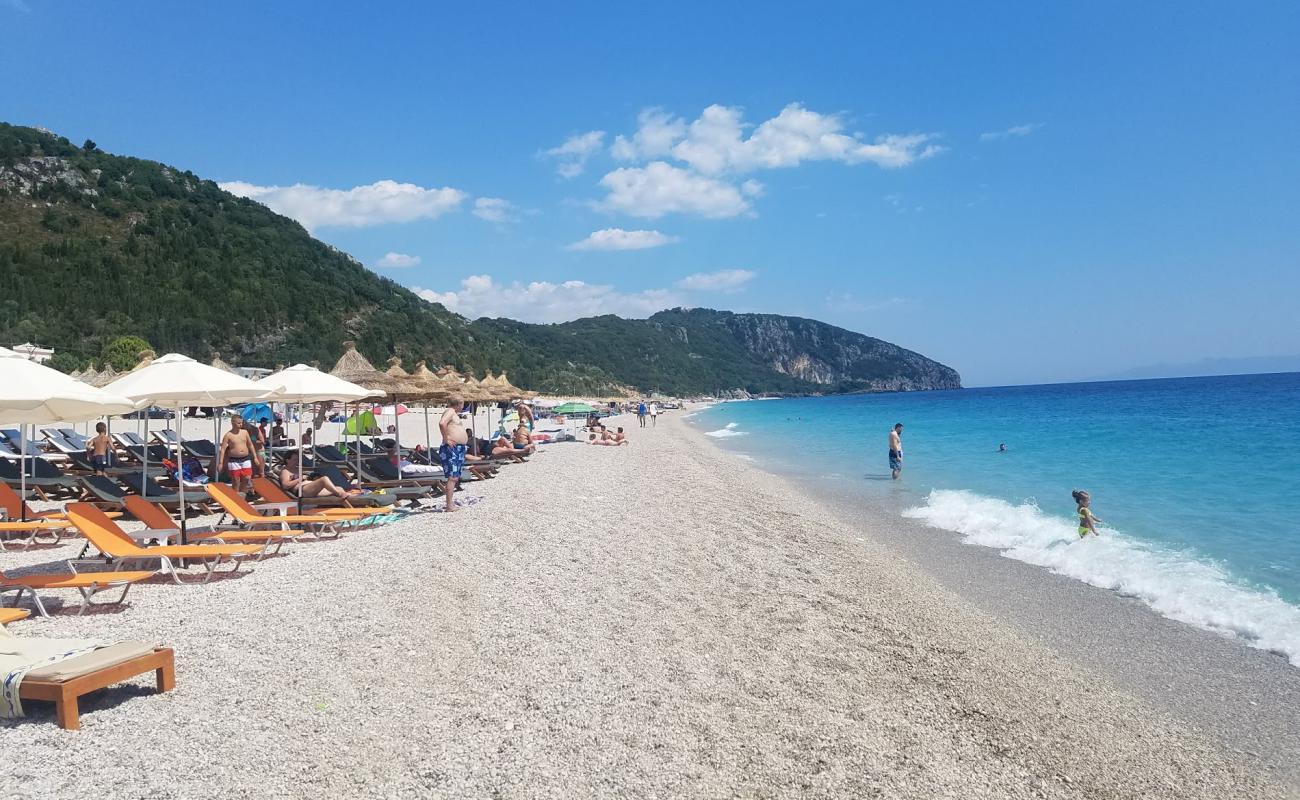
{"left": 998, "top": 442, "right": 1007, "bottom": 452}
{"left": 1073, "top": 489, "right": 1102, "bottom": 537}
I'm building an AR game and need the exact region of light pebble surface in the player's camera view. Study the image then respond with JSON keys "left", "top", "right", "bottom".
{"left": 0, "top": 410, "right": 1291, "bottom": 799}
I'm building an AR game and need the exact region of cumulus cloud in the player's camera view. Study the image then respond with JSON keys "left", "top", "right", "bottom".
{"left": 415, "top": 269, "right": 758, "bottom": 323}
{"left": 674, "top": 269, "right": 755, "bottom": 292}
{"left": 665, "top": 103, "right": 943, "bottom": 175}
{"left": 979, "top": 123, "right": 1043, "bottom": 141}
{"left": 415, "top": 275, "right": 681, "bottom": 323}
{"left": 374, "top": 252, "right": 421, "bottom": 269}
{"left": 566, "top": 228, "right": 680, "bottom": 251}
{"left": 219, "top": 179, "right": 466, "bottom": 230}
{"left": 543, "top": 130, "right": 606, "bottom": 178}
{"left": 472, "top": 197, "right": 517, "bottom": 223}
{"left": 610, "top": 108, "right": 687, "bottom": 161}
{"left": 596, "top": 161, "right": 754, "bottom": 219}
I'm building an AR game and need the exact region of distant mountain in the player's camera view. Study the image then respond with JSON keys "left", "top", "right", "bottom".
{"left": 1101, "top": 355, "right": 1300, "bottom": 382}
{"left": 0, "top": 123, "right": 961, "bottom": 395}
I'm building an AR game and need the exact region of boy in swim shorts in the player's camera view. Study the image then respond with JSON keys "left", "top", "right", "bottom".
{"left": 86, "top": 421, "right": 113, "bottom": 476}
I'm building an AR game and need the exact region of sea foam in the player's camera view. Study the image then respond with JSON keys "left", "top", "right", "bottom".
{"left": 705, "top": 422, "right": 747, "bottom": 438}
{"left": 904, "top": 489, "right": 1300, "bottom": 666}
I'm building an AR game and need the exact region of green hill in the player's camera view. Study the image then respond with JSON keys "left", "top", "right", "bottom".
{"left": 0, "top": 123, "right": 960, "bottom": 395}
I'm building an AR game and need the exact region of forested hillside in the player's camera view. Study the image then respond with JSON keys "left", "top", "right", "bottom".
{"left": 0, "top": 123, "right": 960, "bottom": 395}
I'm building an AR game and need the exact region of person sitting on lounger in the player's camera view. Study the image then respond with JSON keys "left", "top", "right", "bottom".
{"left": 512, "top": 423, "right": 535, "bottom": 455}
{"left": 279, "top": 452, "right": 357, "bottom": 499}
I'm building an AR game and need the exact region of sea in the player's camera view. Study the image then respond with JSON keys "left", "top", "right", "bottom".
{"left": 688, "top": 372, "right": 1300, "bottom": 666}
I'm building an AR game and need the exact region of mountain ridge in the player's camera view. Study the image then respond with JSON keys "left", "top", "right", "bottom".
{"left": 0, "top": 122, "right": 961, "bottom": 395}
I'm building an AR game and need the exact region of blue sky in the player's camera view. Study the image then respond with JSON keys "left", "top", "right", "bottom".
{"left": 3, "top": 1, "right": 1297, "bottom": 386}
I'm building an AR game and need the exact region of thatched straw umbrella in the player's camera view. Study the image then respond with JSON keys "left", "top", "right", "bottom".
{"left": 408, "top": 360, "right": 458, "bottom": 452}
{"left": 88, "top": 365, "right": 117, "bottom": 388}
{"left": 329, "top": 341, "right": 402, "bottom": 473}
{"left": 130, "top": 349, "right": 157, "bottom": 372}
{"left": 210, "top": 354, "right": 235, "bottom": 373}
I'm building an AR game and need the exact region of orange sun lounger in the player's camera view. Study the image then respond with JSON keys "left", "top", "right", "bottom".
{"left": 250, "top": 477, "right": 381, "bottom": 521}
{"left": 122, "top": 496, "right": 293, "bottom": 556}
{"left": 0, "top": 607, "right": 29, "bottom": 625}
{"left": 206, "top": 483, "right": 342, "bottom": 540}
{"left": 2, "top": 567, "right": 155, "bottom": 617}
{"left": 64, "top": 503, "right": 264, "bottom": 584}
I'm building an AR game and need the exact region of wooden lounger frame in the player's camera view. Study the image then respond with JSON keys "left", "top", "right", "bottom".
{"left": 20, "top": 646, "right": 175, "bottom": 730}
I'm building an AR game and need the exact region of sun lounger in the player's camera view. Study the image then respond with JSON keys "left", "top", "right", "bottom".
{"left": 79, "top": 475, "right": 132, "bottom": 510}
{"left": 152, "top": 430, "right": 179, "bottom": 446}
{"left": 0, "top": 519, "right": 70, "bottom": 550}
{"left": 54, "top": 428, "right": 90, "bottom": 449}
{"left": 111, "top": 432, "right": 148, "bottom": 448}
{"left": 313, "top": 464, "right": 433, "bottom": 503}
{"left": 65, "top": 502, "right": 265, "bottom": 583}
{"left": 4, "top": 635, "right": 175, "bottom": 729}
{"left": 0, "top": 459, "right": 79, "bottom": 499}
{"left": 0, "top": 429, "right": 48, "bottom": 458}
{"left": 123, "top": 496, "right": 292, "bottom": 554}
{"left": 0, "top": 608, "right": 28, "bottom": 625}
{"left": 0, "top": 483, "right": 77, "bottom": 542}
{"left": 40, "top": 430, "right": 84, "bottom": 457}
{"left": 183, "top": 439, "right": 218, "bottom": 459}
{"left": 122, "top": 444, "right": 174, "bottom": 465}
{"left": 250, "top": 477, "right": 391, "bottom": 517}
{"left": 205, "top": 484, "right": 342, "bottom": 540}
{"left": 116, "top": 473, "right": 211, "bottom": 512}
{"left": 1, "top": 566, "right": 154, "bottom": 616}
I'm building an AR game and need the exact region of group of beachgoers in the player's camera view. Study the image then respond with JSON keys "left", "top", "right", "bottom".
{"left": 888, "top": 421, "right": 1103, "bottom": 538}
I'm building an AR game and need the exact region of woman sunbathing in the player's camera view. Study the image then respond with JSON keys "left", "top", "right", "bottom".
{"left": 279, "top": 452, "right": 360, "bottom": 499}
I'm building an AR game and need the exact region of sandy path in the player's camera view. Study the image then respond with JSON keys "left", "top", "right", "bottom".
{"left": 0, "top": 411, "right": 1287, "bottom": 798}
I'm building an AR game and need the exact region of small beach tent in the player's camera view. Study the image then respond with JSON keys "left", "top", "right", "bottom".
{"left": 0, "top": 347, "right": 138, "bottom": 520}
{"left": 103, "top": 354, "right": 275, "bottom": 542}
{"left": 255, "top": 364, "right": 379, "bottom": 513}
{"left": 239, "top": 403, "right": 275, "bottom": 424}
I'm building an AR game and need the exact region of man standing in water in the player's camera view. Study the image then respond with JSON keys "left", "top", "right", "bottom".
{"left": 889, "top": 423, "right": 904, "bottom": 479}
{"left": 438, "top": 395, "right": 468, "bottom": 512}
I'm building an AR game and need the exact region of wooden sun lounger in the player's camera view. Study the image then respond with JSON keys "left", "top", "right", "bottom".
{"left": 18, "top": 643, "right": 175, "bottom": 730}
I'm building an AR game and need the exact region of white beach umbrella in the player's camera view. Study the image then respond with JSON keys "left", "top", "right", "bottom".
{"left": 103, "top": 354, "right": 276, "bottom": 541}
{"left": 0, "top": 347, "right": 139, "bottom": 520}
{"left": 255, "top": 364, "right": 382, "bottom": 512}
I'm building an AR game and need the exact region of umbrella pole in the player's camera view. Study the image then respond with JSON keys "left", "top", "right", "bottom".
{"left": 297, "top": 401, "right": 304, "bottom": 516}
{"left": 19, "top": 424, "right": 27, "bottom": 522}
{"left": 176, "top": 402, "right": 187, "bottom": 546}
{"left": 424, "top": 404, "right": 431, "bottom": 456}
{"left": 394, "top": 395, "right": 400, "bottom": 466}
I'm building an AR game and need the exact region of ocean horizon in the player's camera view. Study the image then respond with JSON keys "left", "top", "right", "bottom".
{"left": 691, "top": 371, "right": 1300, "bottom": 666}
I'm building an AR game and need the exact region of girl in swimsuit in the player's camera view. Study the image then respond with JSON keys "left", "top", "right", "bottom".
{"left": 1072, "top": 489, "right": 1102, "bottom": 537}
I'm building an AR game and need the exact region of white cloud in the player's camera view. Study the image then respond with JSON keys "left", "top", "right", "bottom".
{"left": 596, "top": 161, "right": 753, "bottom": 219}
{"left": 825, "top": 293, "right": 907, "bottom": 312}
{"left": 472, "top": 197, "right": 517, "bottom": 223}
{"left": 566, "top": 228, "right": 680, "bottom": 251}
{"left": 374, "top": 252, "right": 421, "bottom": 269}
{"left": 415, "top": 275, "right": 681, "bottom": 323}
{"left": 669, "top": 103, "right": 943, "bottom": 175}
{"left": 674, "top": 269, "right": 755, "bottom": 292}
{"left": 543, "top": 130, "right": 605, "bottom": 178}
{"left": 219, "top": 179, "right": 466, "bottom": 230}
{"left": 415, "top": 268, "right": 759, "bottom": 323}
{"left": 979, "top": 123, "right": 1043, "bottom": 142}
{"left": 610, "top": 108, "right": 687, "bottom": 161}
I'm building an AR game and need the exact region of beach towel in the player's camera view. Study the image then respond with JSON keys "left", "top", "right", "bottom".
{"left": 0, "top": 626, "right": 101, "bottom": 718}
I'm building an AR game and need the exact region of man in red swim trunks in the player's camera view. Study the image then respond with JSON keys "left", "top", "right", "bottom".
{"left": 218, "top": 415, "right": 263, "bottom": 495}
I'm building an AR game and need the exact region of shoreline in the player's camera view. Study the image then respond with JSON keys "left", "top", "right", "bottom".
{"left": 1, "top": 410, "right": 1293, "bottom": 797}
{"left": 684, "top": 407, "right": 1300, "bottom": 784}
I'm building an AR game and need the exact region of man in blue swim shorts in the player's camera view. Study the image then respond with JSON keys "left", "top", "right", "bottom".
{"left": 889, "top": 422, "right": 904, "bottom": 479}
{"left": 438, "top": 394, "right": 469, "bottom": 511}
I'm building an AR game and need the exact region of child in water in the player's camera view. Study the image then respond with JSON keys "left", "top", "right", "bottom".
{"left": 1073, "top": 489, "right": 1102, "bottom": 537}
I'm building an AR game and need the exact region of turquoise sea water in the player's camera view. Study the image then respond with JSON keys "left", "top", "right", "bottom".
{"left": 690, "top": 373, "right": 1300, "bottom": 665}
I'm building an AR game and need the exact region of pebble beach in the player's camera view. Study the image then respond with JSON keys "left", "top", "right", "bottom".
{"left": 0, "top": 409, "right": 1292, "bottom": 799}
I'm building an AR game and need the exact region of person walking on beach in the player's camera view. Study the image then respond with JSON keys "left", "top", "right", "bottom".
{"left": 438, "top": 395, "right": 469, "bottom": 512}
{"left": 649, "top": 401, "right": 659, "bottom": 427}
{"left": 1073, "top": 490, "right": 1103, "bottom": 537}
{"left": 889, "top": 423, "right": 904, "bottom": 479}
{"left": 218, "top": 415, "right": 262, "bottom": 495}
{"left": 86, "top": 421, "right": 112, "bottom": 476}
{"left": 637, "top": 401, "right": 647, "bottom": 428}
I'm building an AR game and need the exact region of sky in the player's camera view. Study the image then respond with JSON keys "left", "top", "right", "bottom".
{"left": 2, "top": 1, "right": 1297, "bottom": 386}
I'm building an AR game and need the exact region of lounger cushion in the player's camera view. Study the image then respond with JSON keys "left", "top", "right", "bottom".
{"left": 25, "top": 640, "right": 157, "bottom": 681}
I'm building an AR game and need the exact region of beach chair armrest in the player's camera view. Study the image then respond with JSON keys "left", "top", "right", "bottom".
{"left": 252, "top": 501, "right": 295, "bottom": 515}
